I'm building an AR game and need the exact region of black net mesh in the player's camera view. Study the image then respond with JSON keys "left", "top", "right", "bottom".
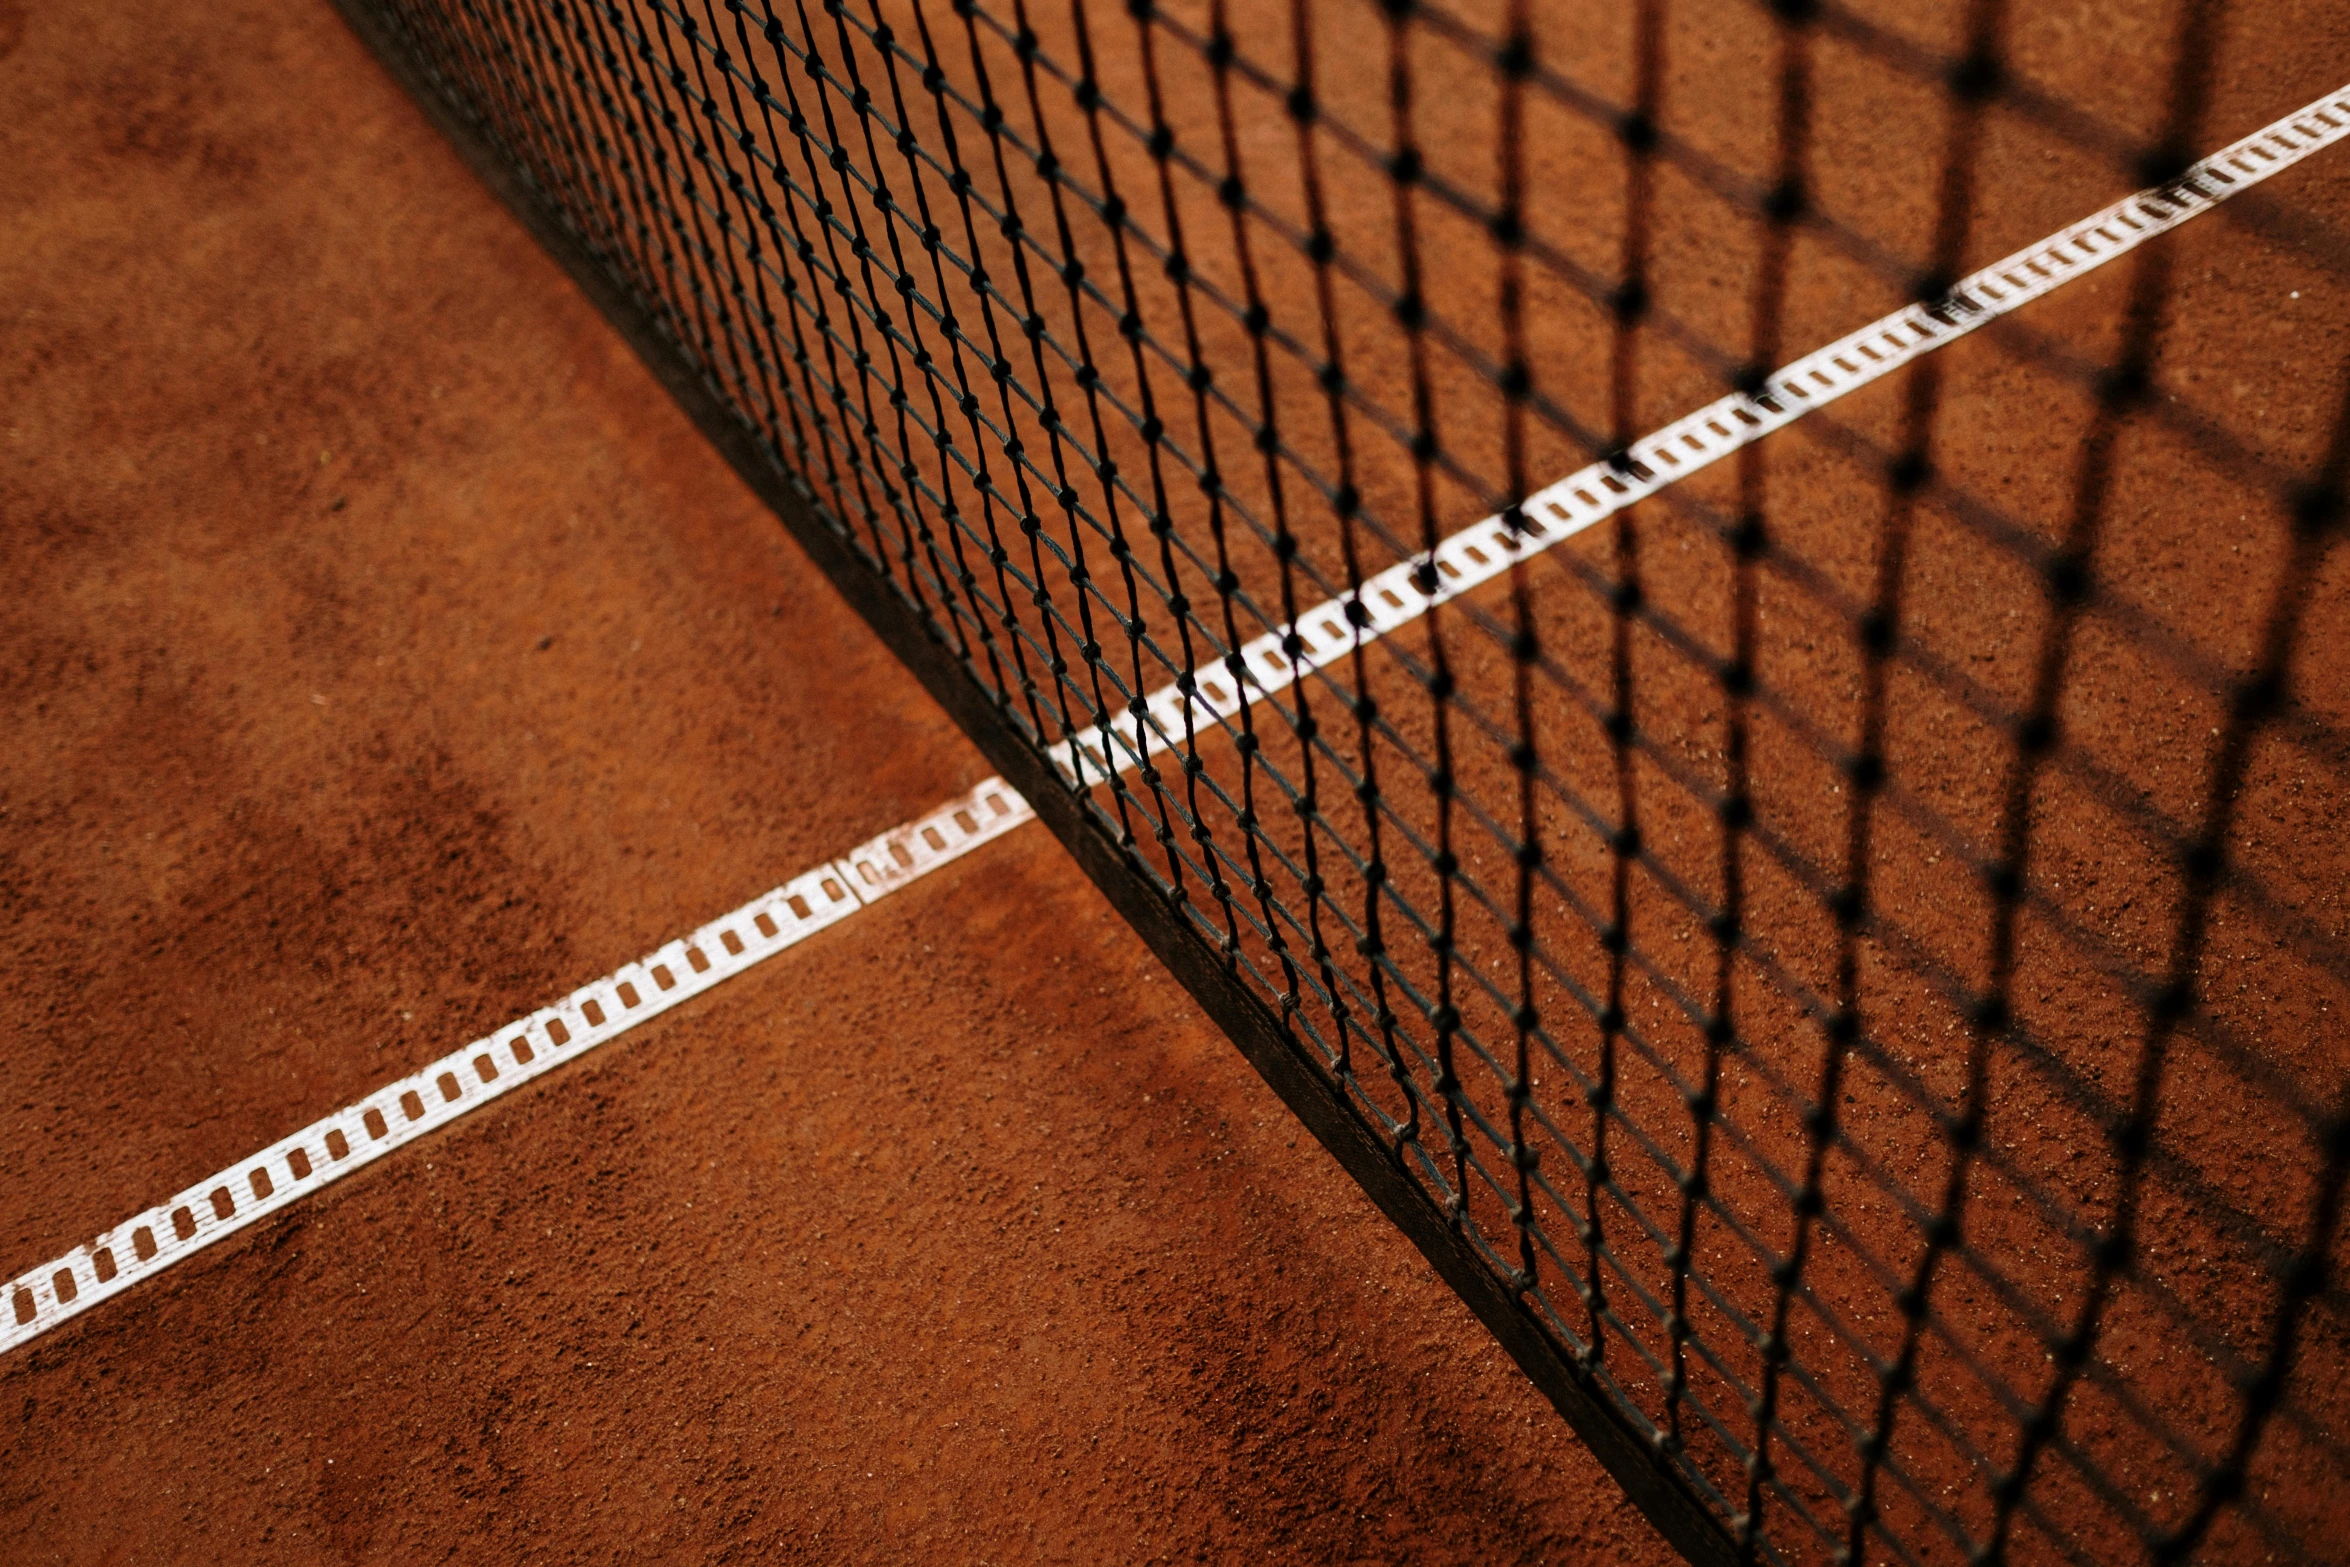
{"left": 335, "top": 0, "right": 2350, "bottom": 1560}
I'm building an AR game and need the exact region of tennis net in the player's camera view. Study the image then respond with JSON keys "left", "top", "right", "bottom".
{"left": 328, "top": 0, "right": 2350, "bottom": 1560}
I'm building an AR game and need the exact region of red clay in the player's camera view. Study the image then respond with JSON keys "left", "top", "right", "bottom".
{"left": 0, "top": 0, "right": 1668, "bottom": 1559}
{"left": 728, "top": 2, "right": 2350, "bottom": 1556}
{"left": 6, "top": 0, "right": 2350, "bottom": 1562}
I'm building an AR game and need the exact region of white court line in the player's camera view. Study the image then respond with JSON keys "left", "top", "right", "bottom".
{"left": 1057, "top": 80, "right": 2350, "bottom": 784}
{"left": 5, "top": 83, "right": 2342, "bottom": 1359}
{"left": 0, "top": 779, "right": 1033, "bottom": 1357}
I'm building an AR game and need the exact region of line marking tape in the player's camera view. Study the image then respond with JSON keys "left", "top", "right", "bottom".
{"left": 6, "top": 84, "right": 2341, "bottom": 1360}
{"left": 1057, "top": 81, "right": 2350, "bottom": 783}
{"left": 0, "top": 778, "right": 1033, "bottom": 1357}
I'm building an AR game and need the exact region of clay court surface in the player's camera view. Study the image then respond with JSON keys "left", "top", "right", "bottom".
{"left": 0, "top": 0, "right": 1670, "bottom": 1557}
{"left": 3, "top": 0, "right": 2348, "bottom": 1562}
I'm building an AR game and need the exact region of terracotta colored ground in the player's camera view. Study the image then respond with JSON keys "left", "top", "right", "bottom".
{"left": 4, "top": 0, "right": 2348, "bottom": 1564}
{"left": 539, "top": 0, "right": 2350, "bottom": 1555}
{"left": 0, "top": 0, "right": 1668, "bottom": 1559}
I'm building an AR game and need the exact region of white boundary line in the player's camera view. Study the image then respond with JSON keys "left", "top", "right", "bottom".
{"left": 5, "top": 83, "right": 2342, "bottom": 1360}
{"left": 1057, "top": 81, "right": 2350, "bottom": 783}
{"left": 0, "top": 779, "right": 1033, "bottom": 1357}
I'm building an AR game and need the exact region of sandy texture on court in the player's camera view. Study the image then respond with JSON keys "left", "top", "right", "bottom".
{"left": 0, "top": 0, "right": 1670, "bottom": 1558}
{"left": 643, "top": 1, "right": 2350, "bottom": 1558}
{"left": 364, "top": 0, "right": 2350, "bottom": 1555}
{"left": 6, "top": 0, "right": 2350, "bottom": 1562}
